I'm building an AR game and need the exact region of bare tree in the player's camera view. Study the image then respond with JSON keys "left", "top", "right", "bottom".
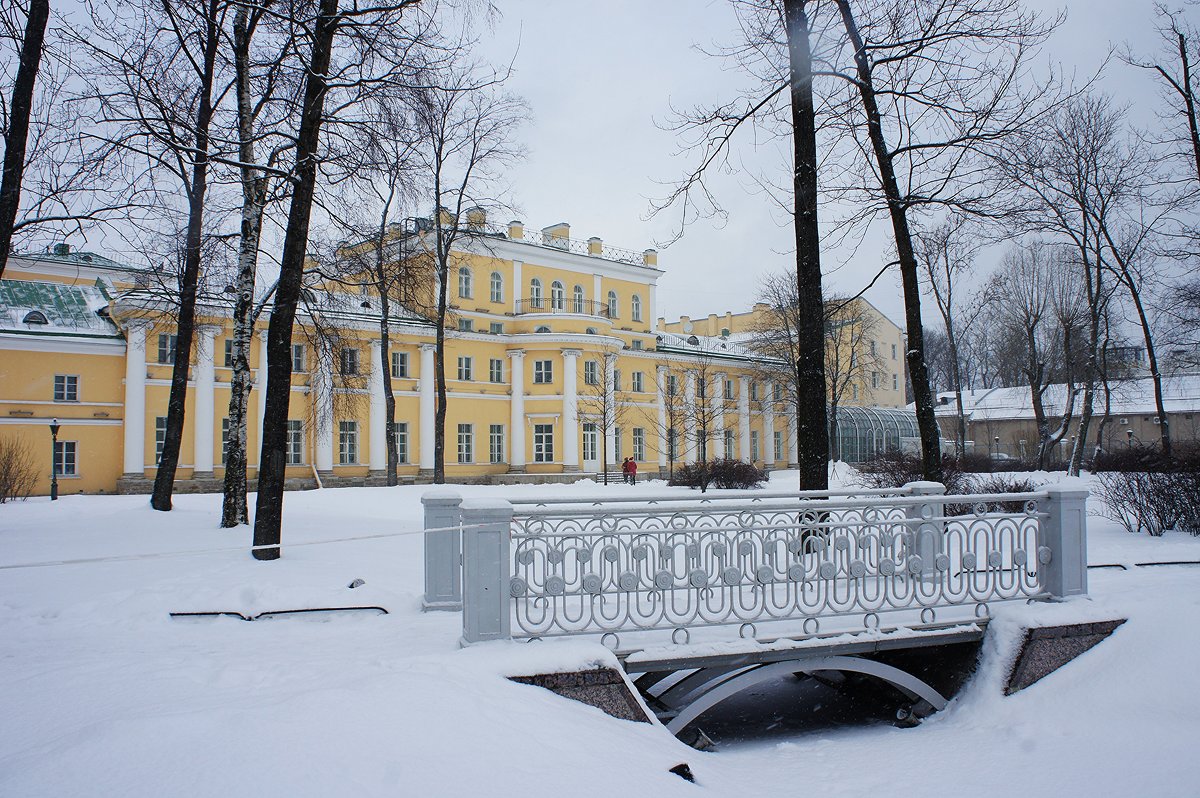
{"left": 0, "top": 0, "right": 49, "bottom": 278}
{"left": 823, "top": 296, "right": 886, "bottom": 461}
{"left": 577, "top": 345, "right": 631, "bottom": 485}
{"left": 830, "top": 0, "right": 1058, "bottom": 483}
{"left": 405, "top": 61, "right": 525, "bottom": 483}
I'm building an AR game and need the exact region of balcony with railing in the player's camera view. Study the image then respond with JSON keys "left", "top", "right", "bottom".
{"left": 514, "top": 297, "right": 613, "bottom": 318}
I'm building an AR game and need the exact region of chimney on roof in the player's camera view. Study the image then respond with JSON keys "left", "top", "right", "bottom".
{"left": 643, "top": 248, "right": 657, "bottom": 267}
{"left": 542, "top": 222, "right": 570, "bottom": 247}
{"left": 507, "top": 220, "right": 524, "bottom": 240}
{"left": 51, "top": 243, "right": 70, "bottom": 256}
{"left": 587, "top": 236, "right": 602, "bottom": 256}
{"left": 465, "top": 207, "right": 487, "bottom": 229}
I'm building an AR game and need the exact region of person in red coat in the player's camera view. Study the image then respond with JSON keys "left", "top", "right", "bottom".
{"left": 627, "top": 457, "right": 638, "bottom": 485}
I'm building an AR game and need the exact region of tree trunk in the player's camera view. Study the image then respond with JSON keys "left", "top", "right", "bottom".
{"left": 836, "top": 0, "right": 943, "bottom": 484}
{"left": 0, "top": 0, "right": 49, "bottom": 281}
{"left": 433, "top": 252, "right": 448, "bottom": 484}
{"left": 222, "top": 5, "right": 267, "bottom": 528}
{"left": 252, "top": 0, "right": 340, "bottom": 558}
{"left": 1122, "top": 270, "right": 1172, "bottom": 457}
{"left": 151, "top": 0, "right": 222, "bottom": 512}
{"left": 783, "top": 0, "right": 829, "bottom": 491}
{"left": 1176, "top": 31, "right": 1200, "bottom": 186}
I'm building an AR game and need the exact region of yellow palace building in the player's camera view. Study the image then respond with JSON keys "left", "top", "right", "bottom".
{"left": 0, "top": 217, "right": 908, "bottom": 496}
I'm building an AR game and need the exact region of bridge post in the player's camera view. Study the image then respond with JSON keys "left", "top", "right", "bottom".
{"left": 422, "top": 490, "right": 463, "bottom": 611}
{"left": 1040, "top": 484, "right": 1089, "bottom": 598}
{"left": 904, "top": 481, "right": 945, "bottom": 582}
{"left": 461, "top": 498, "right": 514, "bottom": 644}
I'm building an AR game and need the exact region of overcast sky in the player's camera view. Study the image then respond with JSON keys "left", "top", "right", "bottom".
{"left": 477, "top": 0, "right": 1175, "bottom": 328}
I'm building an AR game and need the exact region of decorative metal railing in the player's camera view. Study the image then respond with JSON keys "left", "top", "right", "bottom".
{"left": 513, "top": 298, "right": 612, "bottom": 318}
{"left": 424, "top": 483, "right": 1089, "bottom": 653}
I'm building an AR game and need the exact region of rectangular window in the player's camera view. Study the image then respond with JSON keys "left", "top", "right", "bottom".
{"left": 287, "top": 420, "right": 304, "bottom": 465}
{"left": 666, "top": 375, "right": 677, "bottom": 396}
{"left": 749, "top": 381, "right": 758, "bottom": 401}
{"left": 632, "top": 371, "right": 644, "bottom": 392}
{"left": 339, "top": 421, "right": 359, "bottom": 464}
{"left": 584, "top": 361, "right": 599, "bottom": 386}
{"left": 613, "top": 427, "right": 622, "bottom": 462}
{"left": 724, "top": 379, "right": 734, "bottom": 400}
{"left": 457, "top": 356, "right": 473, "bottom": 381}
{"left": 224, "top": 339, "right": 234, "bottom": 368}
{"left": 489, "top": 358, "right": 504, "bottom": 383}
{"left": 54, "top": 440, "right": 77, "bottom": 477}
{"left": 391, "top": 351, "right": 408, "bottom": 379}
{"left": 870, "top": 340, "right": 877, "bottom": 356}
{"left": 155, "top": 417, "right": 167, "bottom": 465}
{"left": 53, "top": 374, "right": 78, "bottom": 402}
{"left": 632, "top": 428, "right": 645, "bottom": 462}
{"left": 773, "top": 383, "right": 784, "bottom": 401}
{"left": 891, "top": 343, "right": 897, "bottom": 360}
{"left": 872, "top": 371, "right": 879, "bottom": 389}
{"left": 393, "top": 422, "right": 408, "bottom": 464}
{"left": 292, "top": 343, "right": 306, "bottom": 373}
{"left": 489, "top": 424, "right": 505, "bottom": 464}
{"left": 157, "top": 334, "right": 177, "bottom": 364}
{"left": 774, "top": 431, "right": 784, "bottom": 462}
{"left": 340, "top": 347, "right": 359, "bottom": 376}
{"left": 852, "top": 384, "right": 859, "bottom": 401}
{"left": 631, "top": 340, "right": 643, "bottom": 350}
{"left": 583, "top": 422, "right": 598, "bottom": 461}
{"left": 724, "top": 428, "right": 734, "bottom": 456}
{"left": 457, "top": 423, "right": 473, "bottom": 463}
{"left": 893, "top": 374, "right": 899, "bottom": 391}
{"left": 534, "top": 424, "right": 554, "bottom": 463}
{"left": 751, "top": 430, "right": 760, "bottom": 462}
{"left": 457, "top": 318, "right": 474, "bottom": 332}
{"left": 612, "top": 369, "right": 621, "bottom": 392}
{"left": 534, "top": 359, "right": 553, "bottom": 384}
{"left": 490, "top": 322, "right": 504, "bottom": 335}
{"left": 667, "top": 429, "right": 677, "bottom": 461}
{"left": 221, "top": 418, "right": 230, "bottom": 465}
{"left": 697, "top": 378, "right": 706, "bottom": 399}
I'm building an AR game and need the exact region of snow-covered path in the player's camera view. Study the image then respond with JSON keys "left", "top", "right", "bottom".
{"left": 1, "top": 472, "right": 1197, "bottom": 796}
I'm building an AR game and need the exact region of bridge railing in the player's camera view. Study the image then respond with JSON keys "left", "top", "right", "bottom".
{"left": 427, "top": 483, "right": 1089, "bottom": 651}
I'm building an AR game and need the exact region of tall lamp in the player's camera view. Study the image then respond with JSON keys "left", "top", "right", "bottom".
{"left": 49, "top": 418, "right": 60, "bottom": 501}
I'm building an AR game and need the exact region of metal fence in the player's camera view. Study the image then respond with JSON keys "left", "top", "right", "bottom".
{"left": 423, "top": 483, "right": 1088, "bottom": 652}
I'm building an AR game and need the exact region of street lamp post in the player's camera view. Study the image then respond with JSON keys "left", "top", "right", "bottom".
{"left": 1127, "top": 428, "right": 1134, "bottom": 449}
{"left": 49, "top": 418, "right": 60, "bottom": 501}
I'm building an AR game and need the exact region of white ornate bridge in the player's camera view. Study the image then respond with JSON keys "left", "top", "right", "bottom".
{"left": 422, "top": 482, "right": 1089, "bottom": 734}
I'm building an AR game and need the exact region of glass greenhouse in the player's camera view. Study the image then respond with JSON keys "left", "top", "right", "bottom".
{"left": 831, "top": 406, "right": 920, "bottom": 463}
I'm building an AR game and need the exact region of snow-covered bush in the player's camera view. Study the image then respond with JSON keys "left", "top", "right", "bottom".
{"left": 669, "top": 459, "right": 766, "bottom": 491}
{"left": 0, "top": 435, "right": 38, "bottom": 503}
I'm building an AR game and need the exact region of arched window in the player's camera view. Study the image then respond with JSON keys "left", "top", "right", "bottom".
{"left": 458, "top": 266, "right": 472, "bottom": 299}
{"left": 631, "top": 294, "right": 642, "bottom": 322}
{"left": 529, "top": 278, "right": 543, "bottom": 309}
{"left": 607, "top": 290, "right": 619, "bottom": 318}
{"left": 535, "top": 325, "right": 551, "bottom": 333}
{"left": 490, "top": 271, "right": 503, "bottom": 303}
{"left": 551, "top": 280, "right": 565, "bottom": 311}
{"left": 573, "top": 285, "right": 585, "bottom": 314}
{"left": 585, "top": 327, "right": 598, "bottom": 335}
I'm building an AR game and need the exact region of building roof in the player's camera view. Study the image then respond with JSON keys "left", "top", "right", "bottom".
{"left": 654, "top": 330, "right": 767, "bottom": 362}
{"left": 919, "top": 375, "right": 1200, "bottom": 420}
{"left": 0, "top": 279, "right": 122, "bottom": 339}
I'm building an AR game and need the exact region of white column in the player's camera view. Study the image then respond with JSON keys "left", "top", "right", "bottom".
{"left": 683, "top": 370, "right": 697, "bottom": 464}
{"left": 193, "top": 325, "right": 217, "bottom": 476}
{"left": 512, "top": 261, "right": 523, "bottom": 314}
{"left": 739, "top": 376, "right": 752, "bottom": 461}
{"left": 656, "top": 365, "right": 668, "bottom": 473}
{"left": 789, "top": 409, "right": 799, "bottom": 468}
{"left": 122, "top": 323, "right": 147, "bottom": 475}
{"left": 603, "top": 355, "right": 616, "bottom": 465}
{"left": 315, "top": 343, "right": 334, "bottom": 472}
{"left": 764, "top": 381, "right": 776, "bottom": 467}
{"left": 256, "top": 329, "right": 269, "bottom": 459}
{"left": 508, "top": 349, "right": 526, "bottom": 472}
{"left": 562, "top": 349, "right": 580, "bottom": 471}
{"left": 368, "top": 338, "right": 386, "bottom": 473}
{"left": 419, "top": 343, "right": 436, "bottom": 474}
{"left": 593, "top": 274, "right": 603, "bottom": 309}
{"left": 647, "top": 283, "right": 657, "bottom": 330}
{"left": 713, "top": 372, "right": 727, "bottom": 459}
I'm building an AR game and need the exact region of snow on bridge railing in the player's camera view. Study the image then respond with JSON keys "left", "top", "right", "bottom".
{"left": 422, "top": 484, "right": 1089, "bottom": 653}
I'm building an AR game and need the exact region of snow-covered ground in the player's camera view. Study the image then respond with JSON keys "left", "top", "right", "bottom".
{"left": 1, "top": 470, "right": 1197, "bottom": 797}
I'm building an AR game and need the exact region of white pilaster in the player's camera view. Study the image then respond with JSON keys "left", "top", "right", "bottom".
{"left": 683, "top": 370, "right": 697, "bottom": 464}
{"left": 419, "top": 343, "right": 436, "bottom": 473}
{"left": 562, "top": 349, "right": 580, "bottom": 471}
{"left": 256, "top": 329, "right": 268, "bottom": 460}
{"left": 714, "top": 372, "right": 727, "bottom": 459}
{"left": 656, "top": 365, "right": 668, "bottom": 472}
{"left": 603, "top": 355, "right": 616, "bottom": 465}
{"left": 739, "top": 376, "right": 752, "bottom": 461}
{"left": 122, "top": 323, "right": 147, "bottom": 475}
{"left": 512, "top": 260, "right": 523, "bottom": 314}
{"left": 789, "top": 409, "right": 799, "bottom": 468}
{"left": 368, "top": 338, "right": 386, "bottom": 473}
{"left": 193, "top": 325, "right": 217, "bottom": 476}
{"left": 593, "top": 274, "right": 603, "bottom": 313}
{"left": 315, "top": 342, "right": 334, "bottom": 472}
{"left": 508, "top": 349, "right": 526, "bottom": 471}
{"left": 764, "top": 381, "right": 776, "bottom": 466}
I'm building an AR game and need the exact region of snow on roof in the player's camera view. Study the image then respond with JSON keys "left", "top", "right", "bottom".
{"left": 918, "top": 375, "right": 1200, "bottom": 420}
{"left": 0, "top": 279, "right": 121, "bottom": 338}
{"left": 654, "top": 330, "right": 761, "bottom": 360}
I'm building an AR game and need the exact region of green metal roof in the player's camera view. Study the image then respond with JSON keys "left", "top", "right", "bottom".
{"left": 0, "top": 279, "right": 122, "bottom": 338}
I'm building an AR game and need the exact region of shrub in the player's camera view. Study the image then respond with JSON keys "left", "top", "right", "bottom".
{"left": 669, "top": 459, "right": 766, "bottom": 492}
{"left": 0, "top": 435, "right": 39, "bottom": 503}
{"left": 854, "top": 451, "right": 972, "bottom": 495}
{"left": 968, "top": 475, "right": 1046, "bottom": 513}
